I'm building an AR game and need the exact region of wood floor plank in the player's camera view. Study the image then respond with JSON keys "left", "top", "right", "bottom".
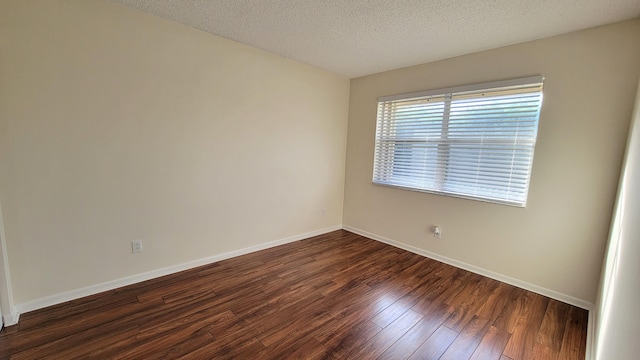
{"left": 372, "top": 272, "right": 445, "bottom": 329}
{"left": 469, "top": 325, "right": 511, "bottom": 360}
{"left": 365, "top": 251, "right": 423, "bottom": 288}
{"left": 257, "top": 310, "right": 334, "bottom": 347}
{"left": 73, "top": 308, "right": 234, "bottom": 359}
{"left": 475, "top": 282, "right": 516, "bottom": 324}
{"left": 410, "top": 268, "right": 469, "bottom": 315}
{"left": 438, "top": 269, "right": 475, "bottom": 305}
{"left": 257, "top": 335, "right": 328, "bottom": 360}
{"left": 0, "top": 230, "right": 588, "bottom": 359}
{"left": 17, "top": 290, "right": 139, "bottom": 331}
{"left": 444, "top": 276, "right": 499, "bottom": 331}
{"left": 440, "top": 315, "right": 492, "bottom": 360}
{"left": 531, "top": 342, "right": 559, "bottom": 360}
{"left": 502, "top": 291, "right": 550, "bottom": 360}
{"left": 537, "top": 299, "right": 571, "bottom": 352}
{"left": 318, "top": 319, "right": 382, "bottom": 359}
{"left": 408, "top": 325, "right": 459, "bottom": 360}
{"left": 558, "top": 306, "right": 588, "bottom": 360}
{"left": 137, "top": 294, "right": 228, "bottom": 332}
{"left": 114, "top": 267, "right": 202, "bottom": 299}
{"left": 159, "top": 282, "right": 218, "bottom": 304}
{"left": 346, "top": 309, "right": 424, "bottom": 359}
{"left": 242, "top": 292, "right": 326, "bottom": 337}
{"left": 181, "top": 330, "right": 264, "bottom": 360}
{"left": 377, "top": 301, "right": 452, "bottom": 360}
{"left": 151, "top": 330, "right": 216, "bottom": 359}
{"left": 324, "top": 283, "right": 390, "bottom": 318}
{"left": 313, "top": 283, "right": 413, "bottom": 350}
{"left": 311, "top": 289, "right": 384, "bottom": 344}
{"left": 370, "top": 299, "right": 410, "bottom": 329}
{"left": 493, "top": 287, "right": 527, "bottom": 333}
{"left": 105, "top": 324, "right": 213, "bottom": 360}
{"left": 9, "top": 324, "right": 140, "bottom": 360}
{"left": 0, "top": 298, "right": 165, "bottom": 354}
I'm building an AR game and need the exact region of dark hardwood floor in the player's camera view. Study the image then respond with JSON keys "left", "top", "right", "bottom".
{"left": 0, "top": 230, "right": 588, "bottom": 359}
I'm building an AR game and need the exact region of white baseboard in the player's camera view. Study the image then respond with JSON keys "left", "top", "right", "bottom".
{"left": 342, "top": 225, "right": 595, "bottom": 311}
{"left": 586, "top": 309, "right": 595, "bottom": 360}
{"left": 2, "top": 309, "right": 19, "bottom": 327}
{"left": 15, "top": 225, "right": 342, "bottom": 317}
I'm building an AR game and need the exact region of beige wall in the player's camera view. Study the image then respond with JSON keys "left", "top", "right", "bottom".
{"left": 594, "top": 76, "right": 640, "bottom": 360}
{"left": 0, "top": 0, "right": 349, "bottom": 305}
{"left": 343, "top": 19, "right": 640, "bottom": 304}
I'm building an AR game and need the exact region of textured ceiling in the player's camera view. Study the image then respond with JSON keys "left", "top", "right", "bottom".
{"left": 111, "top": 0, "right": 640, "bottom": 78}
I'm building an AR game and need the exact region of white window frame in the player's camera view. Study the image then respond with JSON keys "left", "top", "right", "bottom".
{"left": 372, "top": 76, "right": 544, "bottom": 207}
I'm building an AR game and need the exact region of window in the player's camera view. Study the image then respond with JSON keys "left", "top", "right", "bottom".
{"left": 373, "top": 76, "right": 544, "bottom": 207}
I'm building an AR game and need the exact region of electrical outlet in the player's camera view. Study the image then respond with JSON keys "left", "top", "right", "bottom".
{"left": 132, "top": 240, "right": 143, "bottom": 253}
{"left": 433, "top": 226, "right": 442, "bottom": 239}
{"left": 321, "top": 208, "right": 326, "bottom": 216}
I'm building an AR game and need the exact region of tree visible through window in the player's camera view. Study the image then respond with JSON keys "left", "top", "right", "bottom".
{"left": 373, "top": 76, "right": 544, "bottom": 207}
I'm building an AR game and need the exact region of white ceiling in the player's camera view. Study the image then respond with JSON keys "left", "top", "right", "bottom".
{"left": 111, "top": 0, "right": 640, "bottom": 78}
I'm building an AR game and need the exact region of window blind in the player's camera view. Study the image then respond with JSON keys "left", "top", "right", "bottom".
{"left": 373, "top": 76, "right": 544, "bottom": 206}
